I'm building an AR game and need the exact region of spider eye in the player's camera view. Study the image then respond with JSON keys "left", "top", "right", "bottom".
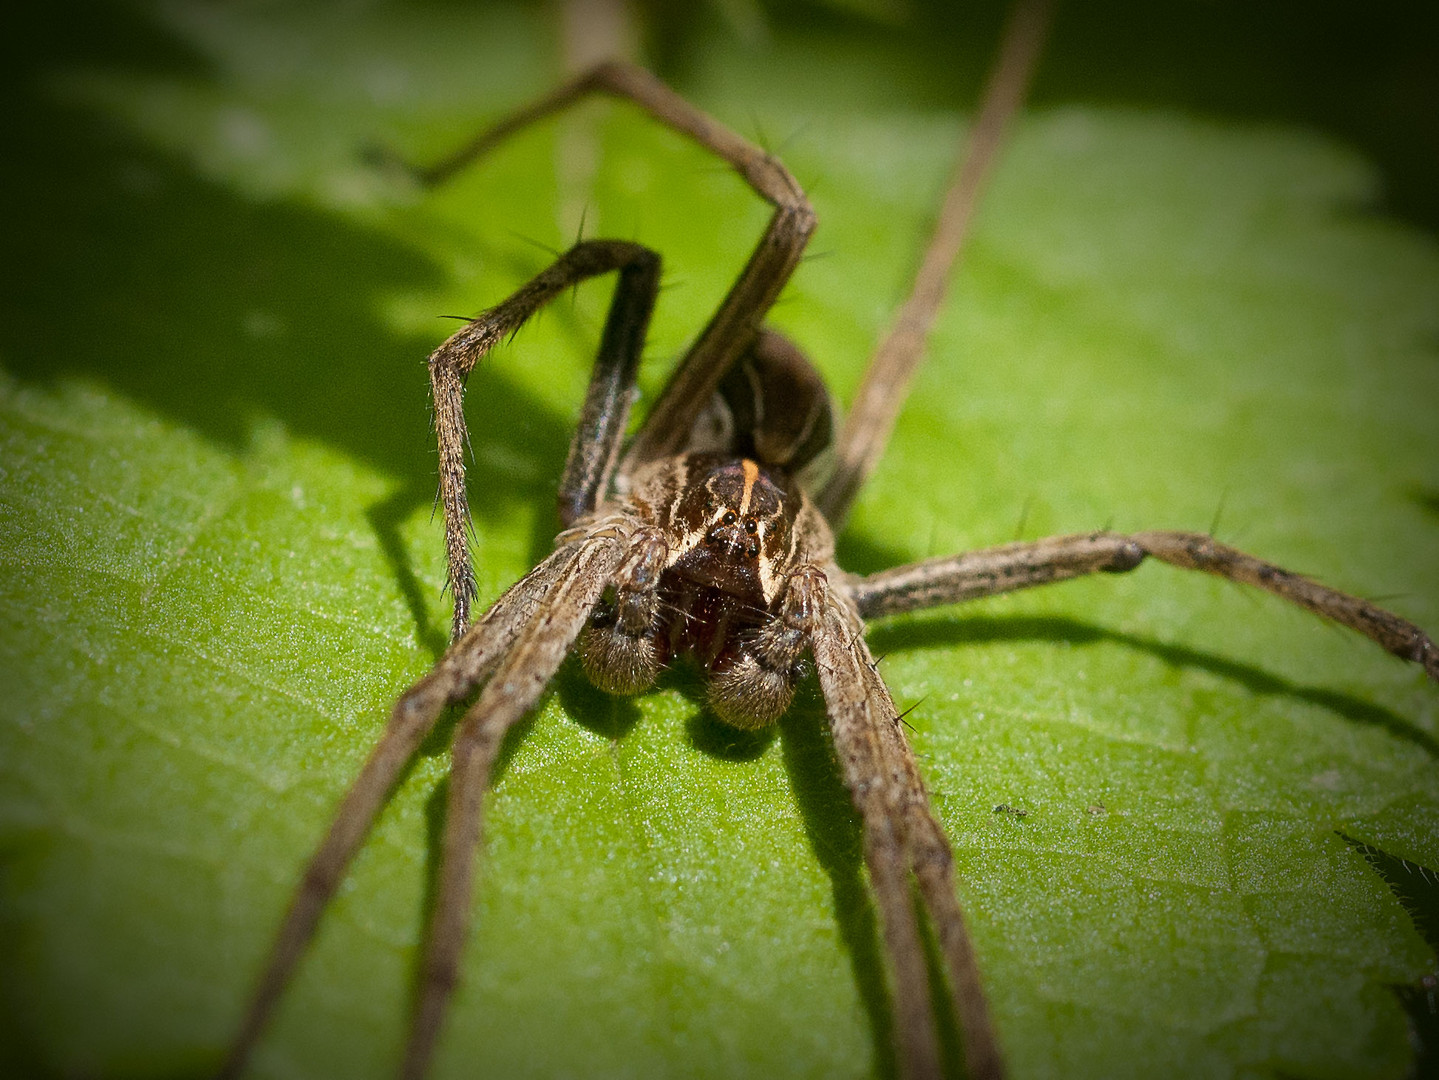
{"left": 746, "top": 544, "right": 759, "bottom": 558}
{"left": 743, "top": 519, "right": 757, "bottom": 534}
{"left": 723, "top": 511, "right": 737, "bottom": 525}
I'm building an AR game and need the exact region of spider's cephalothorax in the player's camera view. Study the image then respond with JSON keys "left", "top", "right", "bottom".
{"left": 220, "top": 12, "right": 1439, "bottom": 1080}
{"left": 579, "top": 326, "right": 839, "bottom": 728}
{"left": 580, "top": 449, "right": 832, "bottom": 728}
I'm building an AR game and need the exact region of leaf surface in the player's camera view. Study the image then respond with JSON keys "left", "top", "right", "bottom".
{"left": 2, "top": 4, "right": 1437, "bottom": 1079}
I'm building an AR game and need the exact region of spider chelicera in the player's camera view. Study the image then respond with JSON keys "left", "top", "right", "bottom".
{"left": 218, "top": 3, "right": 1439, "bottom": 1078}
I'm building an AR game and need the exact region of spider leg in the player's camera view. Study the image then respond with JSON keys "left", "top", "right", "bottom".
{"left": 216, "top": 542, "right": 587, "bottom": 1079}
{"left": 810, "top": 578, "right": 961, "bottom": 1080}
{"left": 402, "top": 61, "right": 816, "bottom": 472}
{"left": 429, "top": 240, "right": 659, "bottom": 639}
{"left": 400, "top": 521, "right": 631, "bottom": 1080}
{"left": 857, "top": 648, "right": 1005, "bottom": 1080}
{"left": 847, "top": 530, "right": 1439, "bottom": 681}
{"left": 817, "top": 0, "right": 1051, "bottom": 526}
{"left": 814, "top": 579, "right": 1005, "bottom": 1080}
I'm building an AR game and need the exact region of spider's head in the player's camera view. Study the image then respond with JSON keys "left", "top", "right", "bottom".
{"left": 669, "top": 455, "right": 795, "bottom": 605}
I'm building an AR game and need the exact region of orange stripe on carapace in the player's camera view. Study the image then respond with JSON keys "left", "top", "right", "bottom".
{"left": 737, "top": 458, "right": 759, "bottom": 516}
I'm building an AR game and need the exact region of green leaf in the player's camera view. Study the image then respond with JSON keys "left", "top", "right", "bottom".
{"left": 3, "top": 4, "right": 1437, "bottom": 1079}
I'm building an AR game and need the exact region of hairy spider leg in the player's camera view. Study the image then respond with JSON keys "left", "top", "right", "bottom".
{"left": 403, "top": 61, "right": 817, "bottom": 493}
{"left": 428, "top": 240, "right": 659, "bottom": 639}
{"left": 403, "top": 524, "right": 630, "bottom": 1080}
{"left": 557, "top": 251, "right": 662, "bottom": 527}
{"left": 851, "top": 623, "right": 1007, "bottom": 1080}
{"left": 811, "top": 590, "right": 947, "bottom": 1079}
{"left": 811, "top": 576, "right": 1007, "bottom": 1080}
{"left": 221, "top": 214, "right": 669, "bottom": 1074}
{"left": 818, "top": 0, "right": 1053, "bottom": 526}
{"left": 217, "top": 543, "right": 590, "bottom": 1080}
{"left": 847, "top": 531, "right": 1439, "bottom": 680}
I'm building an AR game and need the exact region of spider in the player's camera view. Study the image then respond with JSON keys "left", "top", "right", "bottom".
{"left": 217, "top": 3, "right": 1439, "bottom": 1079}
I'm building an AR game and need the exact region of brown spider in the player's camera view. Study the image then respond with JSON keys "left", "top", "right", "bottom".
{"left": 218, "top": 3, "right": 1439, "bottom": 1079}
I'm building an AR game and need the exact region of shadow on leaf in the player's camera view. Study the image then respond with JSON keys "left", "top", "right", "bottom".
{"left": 0, "top": 2, "right": 577, "bottom": 629}
{"left": 779, "top": 688, "right": 898, "bottom": 1080}
{"left": 867, "top": 612, "right": 1439, "bottom": 759}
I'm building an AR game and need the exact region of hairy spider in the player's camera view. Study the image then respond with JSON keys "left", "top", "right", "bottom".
{"left": 218, "top": 3, "right": 1439, "bottom": 1079}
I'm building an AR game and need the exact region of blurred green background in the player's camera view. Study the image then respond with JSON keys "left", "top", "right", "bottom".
{"left": 2, "top": 2, "right": 1437, "bottom": 1079}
